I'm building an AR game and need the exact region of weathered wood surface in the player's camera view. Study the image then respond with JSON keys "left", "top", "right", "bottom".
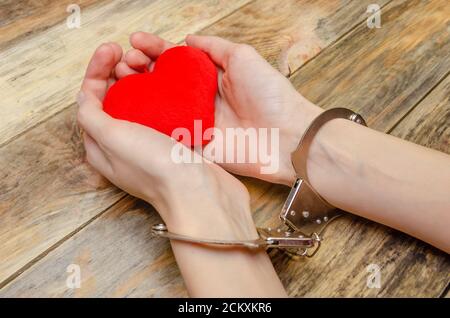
{"left": 274, "top": 0, "right": 450, "bottom": 297}
{"left": 0, "top": 0, "right": 251, "bottom": 148}
{"left": 0, "top": 0, "right": 251, "bottom": 286}
{"left": 0, "top": 198, "right": 187, "bottom": 297}
{"left": 0, "top": 0, "right": 109, "bottom": 49}
{"left": 0, "top": 0, "right": 384, "bottom": 293}
{"left": 290, "top": 0, "right": 450, "bottom": 132}
{"left": 198, "top": 0, "right": 391, "bottom": 76}
{"left": 0, "top": 106, "right": 125, "bottom": 288}
{"left": 1, "top": 0, "right": 449, "bottom": 297}
{"left": 390, "top": 74, "right": 450, "bottom": 154}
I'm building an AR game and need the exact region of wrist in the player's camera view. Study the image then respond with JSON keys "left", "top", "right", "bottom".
{"left": 306, "top": 118, "right": 363, "bottom": 207}
{"left": 151, "top": 168, "right": 259, "bottom": 241}
{"left": 276, "top": 95, "right": 322, "bottom": 186}
{"left": 166, "top": 201, "right": 258, "bottom": 241}
{"left": 278, "top": 113, "right": 363, "bottom": 208}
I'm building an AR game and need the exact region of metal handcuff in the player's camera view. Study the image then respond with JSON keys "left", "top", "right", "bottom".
{"left": 152, "top": 108, "right": 367, "bottom": 258}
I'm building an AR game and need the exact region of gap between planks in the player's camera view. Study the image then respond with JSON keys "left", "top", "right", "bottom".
{"left": 2, "top": 0, "right": 448, "bottom": 294}
{"left": 0, "top": 0, "right": 379, "bottom": 288}
{"left": 286, "top": 0, "right": 392, "bottom": 77}
{"left": 387, "top": 70, "right": 450, "bottom": 135}
{"left": 0, "top": 0, "right": 253, "bottom": 288}
{"left": 439, "top": 282, "right": 450, "bottom": 298}
{"left": 0, "top": 195, "right": 128, "bottom": 290}
{"left": 0, "top": 0, "right": 256, "bottom": 150}
{"left": 0, "top": 0, "right": 379, "bottom": 286}
{"left": 1, "top": 0, "right": 439, "bottom": 291}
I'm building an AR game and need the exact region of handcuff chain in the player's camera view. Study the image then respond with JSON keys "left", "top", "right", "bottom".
{"left": 151, "top": 223, "right": 322, "bottom": 257}
{"left": 151, "top": 108, "right": 366, "bottom": 258}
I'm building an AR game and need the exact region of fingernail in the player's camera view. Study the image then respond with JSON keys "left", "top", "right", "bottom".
{"left": 76, "top": 91, "right": 85, "bottom": 105}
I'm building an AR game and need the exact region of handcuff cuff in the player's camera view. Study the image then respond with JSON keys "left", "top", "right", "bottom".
{"left": 152, "top": 108, "right": 367, "bottom": 258}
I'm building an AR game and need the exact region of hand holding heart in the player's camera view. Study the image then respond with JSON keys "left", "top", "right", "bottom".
{"left": 76, "top": 32, "right": 306, "bottom": 297}
{"left": 104, "top": 44, "right": 217, "bottom": 147}
{"left": 77, "top": 34, "right": 257, "bottom": 242}
{"left": 76, "top": 32, "right": 321, "bottom": 239}
{"left": 105, "top": 32, "right": 322, "bottom": 185}
{"left": 183, "top": 35, "right": 322, "bottom": 185}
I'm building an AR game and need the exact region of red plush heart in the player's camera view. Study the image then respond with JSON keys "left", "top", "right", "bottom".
{"left": 103, "top": 46, "right": 217, "bottom": 146}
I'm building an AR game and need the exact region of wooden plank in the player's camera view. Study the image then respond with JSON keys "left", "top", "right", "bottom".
{"left": 0, "top": 0, "right": 251, "bottom": 147}
{"left": 273, "top": 0, "right": 450, "bottom": 296}
{"left": 269, "top": 55, "right": 450, "bottom": 298}
{"left": 276, "top": 217, "right": 450, "bottom": 297}
{"left": 290, "top": 0, "right": 450, "bottom": 132}
{"left": 381, "top": 75, "right": 450, "bottom": 298}
{"left": 0, "top": 197, "right": 188, "bottom": 297}
{"left": 444, "top": 285, "right": 450, "bottom": 298}
{"left": 390, "top": 74, "right": 450, "bottom": 154}
{"left": 198, "top": 0, "right": 391, "bottom": 76}
{"left": 0, "top": 0, "right": 388, "bottom": 290}
{"left": 0, "top": 0, "right": 251, "bottom": 286}
{"left": 0, "top": 0, "right": 108, "bottom": 49}
{"left": 0, "top": 107, "right": 125, "bottom": 287}
{"left": 2, "top": 0, "right": 449, "bottom": 297}
{"left": 0, "top": 180, "right": 273, "bottom": 297}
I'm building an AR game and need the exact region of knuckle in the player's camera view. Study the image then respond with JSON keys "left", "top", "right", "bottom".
{"left": 230, "top": 44, "right": 255, "bottom": 59}
{"left": 130, "top": 31, "right": 145, "bottom": 43}
{"left": 96, "top": 43, "right": 113, "bottom": 57}
{"left": 76, "top": 103, "right": 89, "bottom": 126}
{"left": 124, "top": 49, "right": 138, "bottom": 62}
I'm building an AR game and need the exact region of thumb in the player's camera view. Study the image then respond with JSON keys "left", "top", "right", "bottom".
{"left": 185, "top": 35, "right": 236, "bottom": 69}
{"left": 76, "top": 90, "right": 115, "bottom": 146}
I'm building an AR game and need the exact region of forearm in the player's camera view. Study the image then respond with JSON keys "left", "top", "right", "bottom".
{"left": 171, "top": 240, "right": 286, "bottom": 297}
{"left": 282, "top": 117, "right": 450, "bottom": 253}
{"left": 155, "top": 180, "right": 287, "bottom": 297}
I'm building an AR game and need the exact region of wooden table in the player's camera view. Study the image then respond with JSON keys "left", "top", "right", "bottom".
{"left": 0, "top": 0, "right": 449, "bottom": 297}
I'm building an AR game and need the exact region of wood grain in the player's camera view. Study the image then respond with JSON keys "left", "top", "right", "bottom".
{"left": 198, "top": 0, "right": 390, "bottom": 76}
{"left": 0, "top": 0, "right": 251, "bottom": 148}
{"left": 0, "top": 177, "right": 275, "bottom": 297}
{"left": 275, "top": 217, "right": 449, "bottom": 297}
{"left": 0, "top": 0, "right": 251, "bottom": 286}
{"left": 390, "top": 74, "right": 450, "bottom": 154}
{"left": 290, "top": 0, "right": 450, "bottom": 132}
{"left": 0, "top": 0, "right": 385, "bottom": 291}
{"left": 0, "top": 0, "right": 108, "bottom": 49}
{"left": 0, "top": 198, "right": 187, "bottom": 297}
{"left": 0, "top": 107, "right": 125, "bottom": 287}
{"left": 444, "top": 285, "right": 450, "bottom": 298}
{"left": 272, "top": 0, "right": 450, "bottom": 297}
{"left": 1, "top": 0, "right": 449, "bottom": 297}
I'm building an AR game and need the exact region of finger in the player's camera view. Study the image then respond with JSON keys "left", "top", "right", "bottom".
{"left": 83, "top": 132, "right": 113, "bottom": 178}
{"left": 124, "top": 48, "right": 151, "bottom": 72}
{"left": 185, "top": 34, "right": 236, "bottom": 69}
{"left": 77, "top": 91, "right": 116, "bottom": 146}
{"left": 129, "top": 32, "right": 175, "bottom": 59}
{"left": 82, "top": 42, "right": 123, "bottom": 100}
{"left": 201, "top": 139, "right": 218, "bottom": 163}
{"left": 115, "top": 61, "right": 139, "bottom": 79}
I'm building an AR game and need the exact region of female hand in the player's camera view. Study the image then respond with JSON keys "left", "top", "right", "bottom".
{"left": 100, "top": 33, "right": 450, "bottom": 257}
{"left": 186, "top": 35, "right": 322, "bottom": 185}
{"left": 120, "top": 32, "right": 322, "bottom": 185}
{"left": 77, "top": 41, "right": 287, "bottom": 297}
{"left": 77, "top": 41, "right": 257, "bottom": 241}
